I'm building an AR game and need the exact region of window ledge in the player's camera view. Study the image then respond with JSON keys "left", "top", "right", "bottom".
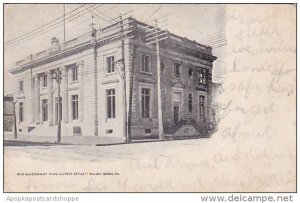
{"left": 70, "top": 80, "right": 79, "bottom": 84}
{"left": 71, "top": 119, "right": 80, "bottom": 123}
{"left": 140, "top": 71, "right": 152, "bottom": 75}
{"left": 106, "top": 117, "right": 117, "bottom": 123}
{"left": 141, "top": 117, "right": 152, "bottom": 121}
{"left": 106, "top": 72, "right": 116, "bottom": 75}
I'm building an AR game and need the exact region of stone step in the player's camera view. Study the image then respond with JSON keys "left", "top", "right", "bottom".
{"left": 28, "top": 124, "right": 59, "bottom": 136}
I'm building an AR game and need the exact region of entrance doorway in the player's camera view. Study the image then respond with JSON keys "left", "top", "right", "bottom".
{"left": 174, "top": 105, "right": 180, "bottom": 123}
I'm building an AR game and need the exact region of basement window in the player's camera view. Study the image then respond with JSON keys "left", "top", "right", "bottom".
{"left": 106, "top": 129, "right": 113, "bottom": 134}
{"left": 145, "top": 129, "right": 151, "bottom": 134}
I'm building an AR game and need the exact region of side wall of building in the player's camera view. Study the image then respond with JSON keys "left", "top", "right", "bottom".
{"left": 127, "top": 39, "right": 214, "bottom": 139}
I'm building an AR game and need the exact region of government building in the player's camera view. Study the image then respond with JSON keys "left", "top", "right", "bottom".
{"left": 9, "top": 17, "right": 217, "bottom": 141}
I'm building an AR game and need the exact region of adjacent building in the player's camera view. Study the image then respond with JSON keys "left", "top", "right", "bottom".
{"left": 4, "top": 95, "right": 14, "bottom": 132}
{"left": 9, "top": 17, "right": 217, "bottom": 141}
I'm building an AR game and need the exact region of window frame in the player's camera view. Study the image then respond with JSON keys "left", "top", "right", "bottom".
{"left": 198, "top": 68, "right": 206, "bottom": 84}
{"left": 188, "top": 93, "right": 193, "bottom": 113}
{"left": 19, "top": 102, "right": 24, "bottom": 123}
{"left": 55, "top": 97, "right": 62, "bottom": 125}
{"left": 106, "top": 56, "right": 115, "bottom": 73}
{"left": 42, "top": 99, "right": 48, "bottom": 121}
{"left": 188, "top": 67, "right": 194, "bottom": 77}
{"left": 161, "top": 89, "right": 166, "bottom": 112}
{"left": 42, "top": 74, "right": 47, "bottom": 87}
{"left": 199, "top": 95, "right": 205, "bottom": 119}
{"left": 173, "top": 103, "right": 180, "bottom": 123}
{"left": 141, "top": 88, "right": 151, "bottom": 118}
{"left": 160, "top": 62, "right": 165, "bottom": 73}
{"left": 141, "top": 54, "right": 151, "bottom": 73}
{"left": 174, "top": 63, "right": 181, "bottom": 78}
{"left": 19, "top": 80, "right": 24, "bottom": 93}
{"left": 71, "top": 65, "right": 78, "bottom": 82}
{"left": 106, "top": 89, "right": 116, "bottom": 119}
{"left": 72, "top": 95, "right": 79, "bottom": 120}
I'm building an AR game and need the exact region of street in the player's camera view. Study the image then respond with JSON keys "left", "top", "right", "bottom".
{"left": 5, "top": 138, "right": 209, "bottom": 164}
{"left": 4, "top": 138, "right": 213, "bottom": 192}
{"left": 4, "top": 135, "right": 296, "bottom": 192}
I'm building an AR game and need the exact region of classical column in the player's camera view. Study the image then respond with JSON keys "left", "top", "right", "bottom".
{"left": 78, "top": 61, "right": 84, "bottom": 121}
{"left": 62, "top": 67, "right": 68, "bottom": 123}
{"left": 34, "top": 75, "right": 40, "bottom": 124}
{"left": 47, "top": 71, "right": 53, "bottom": 126}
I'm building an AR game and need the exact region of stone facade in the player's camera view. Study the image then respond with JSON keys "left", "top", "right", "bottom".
{"left": 9, "top": 18, "right": 217, "bottom": 140}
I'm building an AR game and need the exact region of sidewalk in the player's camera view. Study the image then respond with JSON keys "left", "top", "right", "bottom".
{"left": 4, "top": 132, "right": 126, "bottom": 146}
{"left": 4, "top": 132, "right": 210, "bottom": 146}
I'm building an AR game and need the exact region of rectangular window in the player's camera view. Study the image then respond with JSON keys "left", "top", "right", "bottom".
{"left": 71, "top": 65, "right": 78, "bottom": 81}
{"left": 107, "top": 89, "right": 116, "bottom": 118}
{"left": 19, "top": 80, "right": 24, "bottom": 92}
{"left": 107, "top": 56, "right": 115, "bottom": 73}
{"left": 174, "top": 63, "right": 181, "bottom": 78}
{"left": 72, "top": 95, "right": 78, "bottom": 120}
{"left": 199, "top": 95, "right": 205, "bottom": 118}
{"left": 42, "top": 99, "right": 48, "bottom": 121}
{"left": 141, "top": 88, "right": 151, "bottom": 118}
{"left": 19, "top": 102, "right": 24, "bottom": 122}
{"left": 198, "top": 68, "right": 206, "bottom": 84}
{"left": 55, "top": 97, "right": 62, "bottom": 125}
{"left": 42, "top": 74, "right": 47, "bottom": 87}
{"left": 141, "top": 54, "right": 150, "bottom": 72}
{"left": 161, "top": 90, "right": 166, "bottom": 112}
{"left": 188, "top": 94, "right": 193, "bottom": 113}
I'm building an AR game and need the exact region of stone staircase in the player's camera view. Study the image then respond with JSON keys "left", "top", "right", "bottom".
{"left": 27, "top": 124, "right": 60, "bottom": 137}
{"left": 163, "top": 118, "right": 210, "bottom": 140}
{"left": 27, "top": 121, "right": 83, "bottom": 136}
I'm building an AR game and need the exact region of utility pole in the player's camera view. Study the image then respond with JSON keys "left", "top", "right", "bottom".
{"left": 119, "top": 14, "right": 129, "bottom": 143}
{"left": 63, "top": 4, "right": 66, "bottom": 42}
{"left": 90, "top": 15, "right": 98, "bottom": 137}
{"left": 12, "top": 100, "right": 17, "bottom": 139}
{"left": 113, "top": 14, "right": 134, "bottom": 143}
{"left": 155, "top": 20, "right": 163, "bottom": 139}
{"left": 145, "top": 19, "right": 168, "bottom": 139}
{"left": 127, "top": 46, "right": 136, "bottom": 143}
{"left": 52, "top": 69, "right": 62, "bottom": 143}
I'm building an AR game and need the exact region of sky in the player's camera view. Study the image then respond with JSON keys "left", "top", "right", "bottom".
{"left": 4, "top": 4, "right": 226, "bottom": 94}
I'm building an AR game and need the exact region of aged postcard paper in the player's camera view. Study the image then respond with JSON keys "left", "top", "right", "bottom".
{"left": 3, "top": 4, "right": 296, "bottom": 192}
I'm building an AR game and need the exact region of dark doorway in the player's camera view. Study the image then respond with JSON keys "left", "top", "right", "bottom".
{"left": 174, "top": 105, "right": 179, "bottom": 123}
